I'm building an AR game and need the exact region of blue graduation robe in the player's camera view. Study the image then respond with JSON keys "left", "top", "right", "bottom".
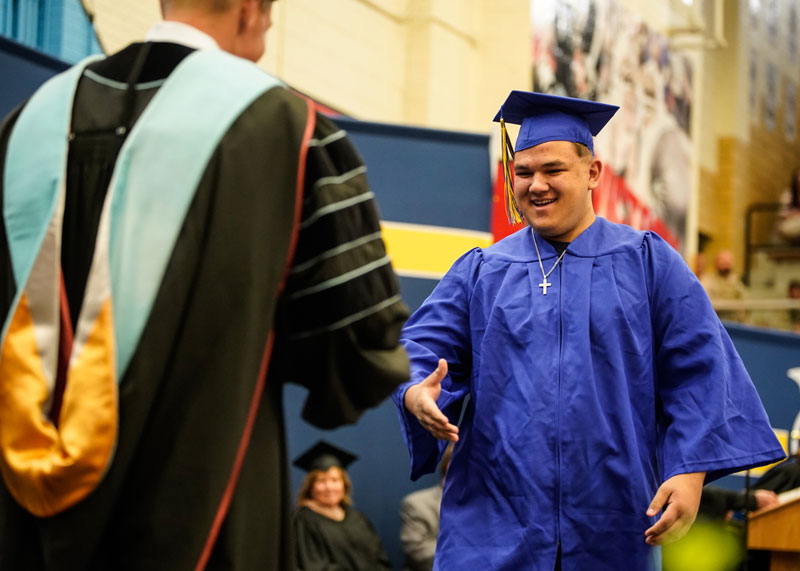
{"left": 393, "top": 217, "right": 784, "bottom": 571}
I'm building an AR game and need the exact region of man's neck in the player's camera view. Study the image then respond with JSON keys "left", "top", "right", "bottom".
{"left": 147, "top": 20, "right": 221, "bottom": 51}
{"left": 159, "top": 10, "right": 237, "bottom": 52}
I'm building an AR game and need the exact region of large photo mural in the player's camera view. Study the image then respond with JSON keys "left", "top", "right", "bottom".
{"left": 530, "top": 0, "right": 693, "bottom": 251}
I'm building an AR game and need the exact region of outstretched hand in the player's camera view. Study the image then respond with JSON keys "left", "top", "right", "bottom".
{"left": 644, "top": 472, "right": 705, "bottom": 546}
{"left": 403, "top": 359, "right": 459, "bottom": 442}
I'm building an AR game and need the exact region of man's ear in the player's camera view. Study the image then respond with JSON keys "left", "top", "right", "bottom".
{"left": 587, "top": 158, "right": 603, "bottom": 190}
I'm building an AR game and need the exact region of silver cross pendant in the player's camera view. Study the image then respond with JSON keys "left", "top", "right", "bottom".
{"left": 538, "top": 277, "right": 552, "bottom": 295}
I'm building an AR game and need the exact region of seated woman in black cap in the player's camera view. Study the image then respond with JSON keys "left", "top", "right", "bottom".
{"left": 293, "top": 440, "right": 392, "bottom": 571}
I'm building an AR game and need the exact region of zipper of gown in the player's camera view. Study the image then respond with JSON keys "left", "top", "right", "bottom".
{"left": 556, "top": 258, "right": 564, "bottom": 563}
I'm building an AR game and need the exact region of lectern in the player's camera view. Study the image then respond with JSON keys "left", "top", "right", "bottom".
{"left": 748, "top": 493, "right": 800, "bottom": 571}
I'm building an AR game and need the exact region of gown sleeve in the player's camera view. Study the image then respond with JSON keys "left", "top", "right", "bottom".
{"left": 270, "top": 108, "right": 410, "bottom": 430}
{"left": 392, "top": 248, "right": 482, "bottom": 479}
{"left": 644, "top": 233, "right": 785, "bottom": 482}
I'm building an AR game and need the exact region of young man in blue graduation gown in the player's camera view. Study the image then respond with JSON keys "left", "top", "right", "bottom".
{"left": 392, "top": 91, "right": 785, "bottom": 570}
{"left": 0, "top": 1, "right": 408, "bottom": 569}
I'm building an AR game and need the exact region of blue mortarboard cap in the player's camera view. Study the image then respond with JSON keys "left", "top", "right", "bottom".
{"left": 493, "top": 91, "right": 619, "bottom": 155}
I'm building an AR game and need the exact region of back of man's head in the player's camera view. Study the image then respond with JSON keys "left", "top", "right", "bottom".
{"left": 160, "top": 0, "right": 274, "bottom": 62}
{"left": 162, "top": 0, "right": 234, "bottom": 13}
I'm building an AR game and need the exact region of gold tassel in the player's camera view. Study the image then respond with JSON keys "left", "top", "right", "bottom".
{"left": 500, "top": 118, "right": 523, "bottom": 224}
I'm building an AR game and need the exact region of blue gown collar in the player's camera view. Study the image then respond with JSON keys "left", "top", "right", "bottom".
{"left": 489, "top": 217, "right": 647, "bottom": 262}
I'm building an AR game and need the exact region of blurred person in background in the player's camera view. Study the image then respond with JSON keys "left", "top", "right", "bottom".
{"left": 399, "top": 443, "right": 453, "bottom": 571}
{"left": 787, "top": 280, "right": 800, "bottom": 334}
{"left": 700, "top": 250, "right": 748, "bottom": 322}
{"left": 294, "top": 441, "right": 392, "bottom": 571}
{"left": 777, "top": 168, "right": 800, "bottom": 245}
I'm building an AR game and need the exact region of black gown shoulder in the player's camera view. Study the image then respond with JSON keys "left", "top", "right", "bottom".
{"left": 294, "top": 506, "right": 392, "bottom": 571}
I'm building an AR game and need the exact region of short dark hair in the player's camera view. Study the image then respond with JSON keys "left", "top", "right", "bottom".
{"left": 574, "top": 142, "right": 591, "bottom": 158}
{"left": 161, "top": 0, "right": 272, "bottom": 13}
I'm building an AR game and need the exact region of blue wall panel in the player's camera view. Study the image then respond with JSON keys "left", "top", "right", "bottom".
{"left": 0, "top": 35, "right": 67, "bottom": 117}
{"left": 702, "top": 323, "right": 800, "bottom": 492}
{"left": 336, "top": 117, "right": 493, "bottom": 233}
{"left": 726, "top": 323, "right": 800, "bottom": 437}
{"left": 398, "top": 276, "right": 438, "bottom": 311}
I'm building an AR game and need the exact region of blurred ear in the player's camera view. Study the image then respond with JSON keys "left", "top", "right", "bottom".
{"left": 237, "top": 2, "right": 247, "bottom": 34}
{"left": 237, "top": 0, "right": 258, "bottom": 35}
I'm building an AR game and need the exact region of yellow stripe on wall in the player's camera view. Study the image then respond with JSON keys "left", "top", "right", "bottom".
{"left": 381, "top": 221, "right": 494, "bottom": 280}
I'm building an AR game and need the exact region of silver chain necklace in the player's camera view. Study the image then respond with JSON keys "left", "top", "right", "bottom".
{"left": 532, "top": 231, "right": 567, "bottom": 295}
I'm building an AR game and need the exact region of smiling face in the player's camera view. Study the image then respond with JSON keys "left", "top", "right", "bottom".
{"left": 310, "top": 467, "right": 346, "bottom": 508}
{"left": 513, "top": 140, "right": 602, "bottom": 242}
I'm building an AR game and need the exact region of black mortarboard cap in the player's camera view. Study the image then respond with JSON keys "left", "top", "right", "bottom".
{"left": 293, "top": 440, "right": 358, "bottom": 472}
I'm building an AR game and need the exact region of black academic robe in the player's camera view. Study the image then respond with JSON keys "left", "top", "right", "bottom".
{"left": 697, "top": 486, "right": 758, "bottom": 521}
{"left": 0, "top": 43, "right": 408, "bottom": 571}
{"left": 294, "top": 506, "right": 392, "bottom": 571}
{"left": 755, "top": 456, "right": 800, "bottom": 493}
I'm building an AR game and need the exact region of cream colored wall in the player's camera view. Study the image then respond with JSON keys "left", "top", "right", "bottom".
{"left": 267, "top": 0, "right": 530, "bottom": 132}
{"left": 266, "top": 0, "right": 407, "bottom": 122}
{"left": 83, "top": 0, "right": 529, "bottom": 133}
{"left": 82, "top": 0, "right": 160, "bottom": 54}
